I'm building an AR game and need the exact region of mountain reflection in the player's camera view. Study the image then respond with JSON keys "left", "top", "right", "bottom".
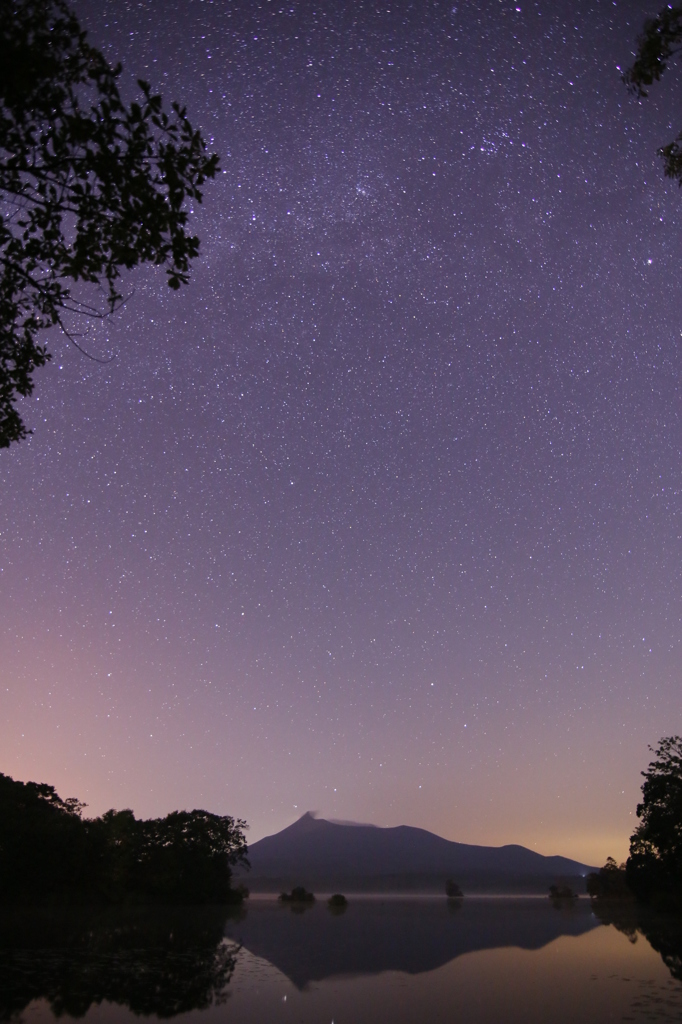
{"left": 7, "top": 899, "right": 682, "bottom": 1016}
{"left": 225, "top": 897, "right": 599, "bottom": 988}
{"left": 0, "top": 906, "right": 242, "bottom": 1020}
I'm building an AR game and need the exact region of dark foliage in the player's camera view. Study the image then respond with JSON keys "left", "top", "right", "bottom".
{"left": 0, "top": 772, "right": 89, "bottom": 904}
{"left": 327, "top": 893, "right": 347, "bottom": 907}
{"left": 87, "top": 808, "right": 250, "bottom": 905}
{"left": 548, "top": 884, "right": 577, "bottom": 900}
{"left": 627, "top": 737, "right": 682, "bottom": 908}
{"left": 586, "top": 857, "right": 632, "bottom": 900}
{"left": 279, "top": 886, "right": 315, "bottom": 903}
{"left": 624, "top": 6, "right": 682, "bottom": 188}
{"left": 445, "top": 879, "right": 463, "bottom": 899}
{"left": 0, "top": 905, "right": 242, "bottom": 1020}
{"left": 0, "top": 0, "right": 219, "bottom": 447}
{"left": 0, "top": 772, "right": 248, "bottom": 906}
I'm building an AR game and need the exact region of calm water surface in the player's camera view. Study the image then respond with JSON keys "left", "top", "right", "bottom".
{"left": 3, "top": 898, "right": 682, "bottom": 1024}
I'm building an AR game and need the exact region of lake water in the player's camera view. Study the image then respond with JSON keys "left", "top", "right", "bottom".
{"left": 3, "top": 898, "right": 682, "bottom": 1024}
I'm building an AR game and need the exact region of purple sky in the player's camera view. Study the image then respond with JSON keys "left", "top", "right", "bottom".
{"left": 2, "top": 0, "right": 681, "bottom": 865}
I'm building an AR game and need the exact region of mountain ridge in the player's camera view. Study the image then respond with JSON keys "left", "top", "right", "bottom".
{"left": 240, "top": 813, "right": 597, "bottom": 893}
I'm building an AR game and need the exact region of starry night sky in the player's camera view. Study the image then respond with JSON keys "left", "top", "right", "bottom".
{"left": 2, "top": 0, "right": 681, "bottom": 865}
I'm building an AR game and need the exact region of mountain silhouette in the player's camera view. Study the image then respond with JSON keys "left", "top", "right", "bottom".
{"left": 241, "top": 813, "right": 596, "bottom": 893}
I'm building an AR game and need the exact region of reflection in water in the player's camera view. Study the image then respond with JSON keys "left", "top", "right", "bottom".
{"left": 592, "top": 901, "right": 682, "bottom": 982}
{"left": 287, "top": 901, "right": 315, "bottom": 916}
{"left": 4, "top": 900, "right": 682, "bottom": 1024}
{"left": 223, "top": 899, "right": 682, "bottom": 1024}
{"left": 0, "top": 906, "right": 242, "bottom": 1020}
{"left": 225, "top": 896, "right": 600, "bottom": 988}
{"left": 326, "top": 903, "right": 347, "bottom": 917}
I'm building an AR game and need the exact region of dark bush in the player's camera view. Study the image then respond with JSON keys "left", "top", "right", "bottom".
{"left": 549, "top": 884, "right": 578, "bottom": 900}
{"left": 279, "top": 887, "right": 315, "bottom": 903}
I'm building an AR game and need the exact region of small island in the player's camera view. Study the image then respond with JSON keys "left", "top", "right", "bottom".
{"left": 548, "top": 884, "right": 578, "bottom": 901}
{"left": 279, "top": 886, "right": 315, "bottom": 903}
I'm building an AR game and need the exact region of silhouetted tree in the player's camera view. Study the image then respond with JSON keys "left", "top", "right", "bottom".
{"left": 0, "top": 772, "right": 89, "bottom": 904}
{"left": 0, "top": 0, "right": 219, "bottom": 447}
{"left": 134, "top": 810, "right": 250, "bottom": 904}
{"left": 0, "top": 772, "right": 248, "bottom": 905}
{"left": 627, "top": 736, "right": 682, "bottom": 907}
{"left": 445, "top": 879, "right": 463, "bottom": 899}
{"left": 586, "top": 857, "right": 632, "bottom": 900}
{"left": 624, "top": 7, "right": 682, "bottom": 187}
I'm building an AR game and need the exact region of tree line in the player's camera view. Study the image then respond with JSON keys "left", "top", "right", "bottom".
{"left": 0, "top": 772, "right": 248, "bottom": 905}
{"left": 588, "top": 736, "right": 682, "bottom": 910}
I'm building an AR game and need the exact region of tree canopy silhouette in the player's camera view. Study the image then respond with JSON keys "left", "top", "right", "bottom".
{"left": 0, "top": 772, "right": 248, "bottom": 905}
{"left": 0, "top": 771, "right": 89, "bottom": 904}
{"left": 627, "top": 736, "right": 682, "bottom": 907}
{"left": 88, "top": 807, "right": 250, "bottom": 905}
{"left": 586, "top": 857, "right": 631, "bottom": 900}
{"left": 0, "top": 0, "right": 219, "bottom": 447}
{"left": 624, "top": 6, "right": 682, "bottom": 187}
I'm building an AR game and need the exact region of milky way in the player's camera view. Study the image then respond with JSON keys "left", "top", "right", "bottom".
{"left": 1, "top": 0, "right": 681, "bottom": 864}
